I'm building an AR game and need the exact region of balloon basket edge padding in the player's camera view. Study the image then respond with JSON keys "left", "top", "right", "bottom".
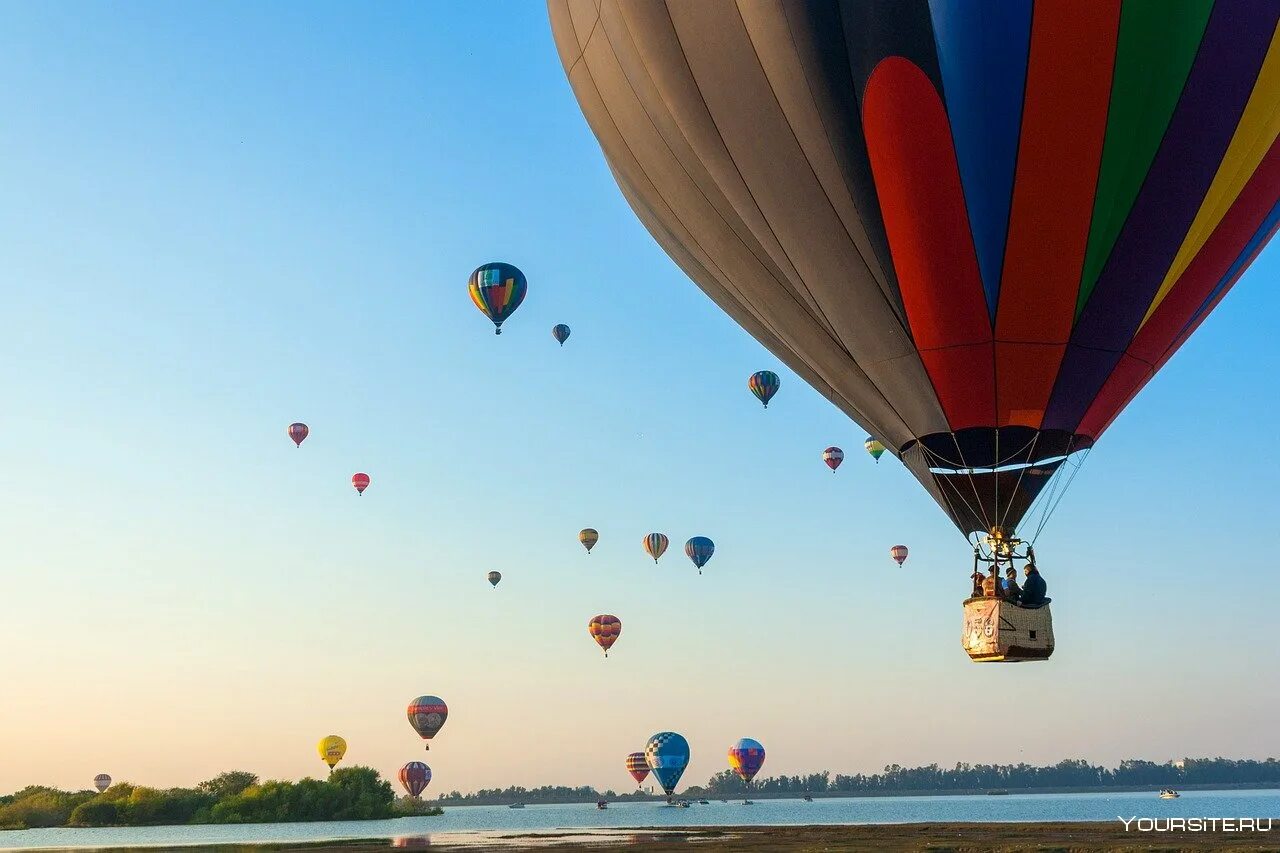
{"left": 961, "top": 597, "right": 1054, "bottom": 663}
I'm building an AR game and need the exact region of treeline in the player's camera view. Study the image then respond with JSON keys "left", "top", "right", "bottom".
{"left": 0, "top": 767, "right": 437, "bottom": 830}
{"left": 695, "top": 757, "right": 1280, "bottom": 797}
{"left": 437, "top": 784, "right": 615, "bottom": 805}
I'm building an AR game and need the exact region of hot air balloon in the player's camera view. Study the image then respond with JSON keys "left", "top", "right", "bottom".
{"left": 865, "top": 438, "right": 886, "bottom": 463}
{"left": 822, "top": 446, "right": 845, "bottom": 472}
{"left": 93, "top": 774, "right": 111, "bottom": 793}
{"left": 579, "top": 528, "right": 599, "bottom": 554}
{"left": 728, "top": 738, "right": 766, "bottom": 790}
{"left": 551, "top": 1, "right": 1280, "bottom": 661}
{"left": 407, "top": 696, "right": 448, "bottom": 750}
{"left": 468, "top": 262, "right": 527, "bottom": 335}
{"left": 287, "top": 423, "right": 308, "bottom": 448}
{"left": 487, "top": 570, "right": 501, "bottom": 588}
{"left": 625, "top": 752, "right": 650, "bottom": 788}
{"left": 891, "top": 545, "right": 910, "bottom": 567}
{"left": 588, "top": 614, "right": 621, "bottom": 656}
{"left": 318, "top": 735, "right": 347, "bottom": 771}
{"left": 684, "top": 536, "right": 714, "bottom": 574}
{"left": 399, "top": 761, "right": 432, "bottom": 800}
{"left": 644, "top": 732, "right": 690, "bottom": 798}
{"left": 747, "top": 371, "right": 780, "bottom": 408}
{"left": 643, "top": 533, "right": 669, "bottom": 563}
{"left": 552, "top": 323, "right": 571, "bottom": 346}
{"left": 352, "top": 472, "right": 370, "bottom": 495}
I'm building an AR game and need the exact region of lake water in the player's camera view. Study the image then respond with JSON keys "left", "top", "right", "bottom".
{"left": 2, "top": 789, "right": 1277, "bottom": 850}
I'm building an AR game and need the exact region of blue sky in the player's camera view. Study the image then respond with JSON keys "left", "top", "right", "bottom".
{"left": 1, "top": 1, "right": 1277, "bottom": 796}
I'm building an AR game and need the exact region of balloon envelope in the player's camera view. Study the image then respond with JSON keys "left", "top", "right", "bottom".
{"left": 588, "top": 614, "right": 621, "bottom": 655}
{"left": 625, "top": 752, "right": 650, "bottom": 786}
{"left": 352, "top": 472, "right": 370, "bottom": 495}
{"left": 748, "top": 371, "right": 780, "bottom": 408}
{"left": 643, "top": 532, "right": 669, "bottom": 562}
{"left": 891, "top": 545, "right": 909, "bottom": 566}
{"left": 579, "top": 528, "right": 599, "bottom": 553}
{"left": 93, "top": 774, "right": 111, "bottom": 793}
{"left": 864, "top": 438, "right": 886, "bottom": 463}
{"left": 317, "top": 735, "right": 347, "bottom": 769}
{"left": 551, "top": 1, "right": 1280, "bottom": 538}
{"left": 407, "top": 696, "right": 448, "bottom": 748}
{"left": 552, "top": 323, "right": 571, "bottom": 345}
{"left": 823, "top": 446, "right": 844, "bottom": 471}
{"left": 487, "top": 570, "right": 501, "bottom": 587}
{"left": 728, "top": 738, "right": 766, "bottom": 784}
{"left": 287, "top": 423, "right": 308, "bottom": 447}
{"left": 684, "top": 536, "right": 714, "bottom": 572}
{"left": 644, "top": 732, "right": 690, "bottom": 796}
{"left": 399, "top": 761, "right": 432, "bottom": 799}
{"left": 468, "top": 262, "right": 527, "bottom": 335}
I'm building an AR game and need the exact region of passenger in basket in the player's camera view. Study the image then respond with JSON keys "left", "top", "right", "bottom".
{"left": 970, "top": 567, "right": 985, "bottom": 598}
{"left": 982, "top": 567, "right": 1000, "bottom": 598}
{"left": 1021, "top": 564, "right": 1048, "bottom": 608}
{"left": 1002, "top": 566, "right": 1022, "bottom": 604}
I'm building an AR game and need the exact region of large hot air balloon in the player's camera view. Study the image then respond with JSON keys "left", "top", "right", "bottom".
{"left": 728, "top": 738, "right": 766, "bottom": 787}
{"left": 399, "top": 761, "right": 432, "bottom": 800}
{"left": 468, "top": 262, "right": 527, "bottom": 335}
{"left": 487, "top": 570, "right": 502, "bottom": 588}
{"left": 287, "top": 423, "right": 308, "bottom": 448}
{"left": 551, "top": 1, "right": 1280, "bottom": 658}
{"left": 643, "top": 533, "right": 669, "bottom": 563}
{"left": 865, "top": 438, "right": 886, "bottom": 463}
{"left": 747, "top": 370, "right": 780, "bottom": 408}
{"left": 318, "top": 735, "right": 347, "bottom": 771}
{"left": 822, "top": 446, "right": 844, "bottom": 472}
{"left": 625, "top": 752, "right": 650, "bottom": 788}
{"left": 93, "top": 774, "right": 111, "bottom": 793}
{"left": 644, "top": 732, "right": 690, "bottom": 798}
{"left": 552, "top": 323, "right": 571, "bottom": 346}
{"left": 891, "top": 545, "right": 910, "bottom": 567}
{"left": 684, "top": 536, "right": 714, "bottom": 574}
{"left": 588, "top": 614, "right": 621, "bottom": 656}
{"left": 579, "top": 528, "right": 599, "bottom": 554}
{"left": 352, "top": 472, "right": 370, "bottom": 495}
{"left": 407, "top": 696, "right": 448, "bottom": 750}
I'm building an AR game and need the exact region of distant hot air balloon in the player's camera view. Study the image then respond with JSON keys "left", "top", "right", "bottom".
{"left": 487, "top": 570, "right": 501, "bottom": 588}
{"left": 643, "top": 533, "right": 669, "bottom": 563}
{"left": 625, "top": 752, "right": 650, "bottom": 788}
{"left": 93, "top": 774, "right": 111, "bottom": 793}
{"left": 747, "top": 371, "right": 780, "bottom": 408}
{"left": 728, "top": 738, "right": 766, "bottom": 787}
{"left": 579, "top": 528, "right": 599, "bottom": 554}
{"left": 890, "top": 545, "right": 909, "bottom": 567}
{"left": 864, "top": 438, "right": 886, "bottom": 463}
{"left": 352, "top": 472, "right": 370, "bottom": 495}
{"left": 399, "top": 761, "right": 432, "bottom": 800}
{"left": 684, "top": 536, "right": 714, "bottom": 574}
{"left": 468, "top": 262, "right": 527, "bottom": 335}
{"left": 552, "top": 323, "right": 571, "bottom": 346}
{"left": 318, "top": 735, "right": 347, "bottom": 771}
{"left": 407, "top": 696, "right": 448, "bottom": 750}
{"left": 645, "top": 732, "right": 690, "bottom": 798}
{"left": 588, "top": 614, "right": 621, "bottom": 657}
{"left": 823, "top": 446, "right": 845, "bottom": 472}
{"left": 288, "top": 423, "right": 309, "bottom": 448}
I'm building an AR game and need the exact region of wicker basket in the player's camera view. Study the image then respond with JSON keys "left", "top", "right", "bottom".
{"left": 962, "top": 597, "right": 1054, "bottom": 663}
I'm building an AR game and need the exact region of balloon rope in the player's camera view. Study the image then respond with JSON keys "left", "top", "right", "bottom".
{"left": 1031, "top": 444, "right": 1092, "bottom": 544}
{"left": 996, "top": 431, "right": 1043, "bottom": 536}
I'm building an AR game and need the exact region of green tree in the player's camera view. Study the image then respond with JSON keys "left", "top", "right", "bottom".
{"left": 198, "top": 771, "right": 258, "bottom": 799}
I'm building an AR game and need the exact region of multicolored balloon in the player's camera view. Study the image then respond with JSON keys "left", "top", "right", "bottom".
{"left": 643, "top": 533, "right": 669, "bottom": 563}
{"left": 407, "top": 696, "right": 448, "bottom": 750}
{"left": 579, "top": 528, "right": 599, "bottom": 554}
{"left": 728, "top": 738, "right": 766, "bottom": 785}
{"left": 822, "top": 446, "right": 844, "bottom": 472}
{"left": 588, "top": 614, "right": 621, "bottom": 657}
{"left": 890, "top": 544, "right": 909, "bottom": 566}
{"left": 487, "top": 570, "right": 501, "bottom": 588}
{"left": 552, "top": 323, "right": 571, "bottom": 346}
{"left": 352, "top": 472, "right": 370, "bottom": 495}
{"left": 748, "top": 371, "right": 780, "bottom": 408}
{"left": 288, "top": 423, "right": 309, "bottom": 448}
{"left": 644, "top": 732, "right": 690, "bottom": 797}
{"left": 468, "top": 262, "right": 527, "bottom": 335}
{"left": 317, "top": 735, "right": 347, "bottom": 770}
{"left": 685, "top": 536, "right": 714, "bottom": 574}
{"left": 864, "top": 438, "right": 886, "bottom": 463}
{"left": 625, "top": 752, "right": 650, "bottom": 787}
{"left": 93, "top": 774, "right": 111, "bottom": 793}
{"left": 399, "top": 762, "right": 432, "bottom": 800}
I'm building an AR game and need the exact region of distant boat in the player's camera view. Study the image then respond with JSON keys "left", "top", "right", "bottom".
{"left": 596, "top": 799, "right": 608, "bottom": 810}
{"left": 677, "top": 800, "right": 691, "bottom": 808}
{"left": 803, "top": 794, "right": 813, "bottom": 802}
{"left": 986, "top": 789, "right": 1010, "bottom": 796}
{"left": 698, "top": 799, "right": 710, "bottom": 805}
{"left": 1159, "top": 789, "right": 1180, "bottom": 799}
{"left": 508, "top": 803, "right": 526, "bottom": 809}
{"left": 742, "top": 799, "right": 755, "bottom": 805}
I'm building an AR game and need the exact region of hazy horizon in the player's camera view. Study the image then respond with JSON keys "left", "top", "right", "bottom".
{"left": 3, "top": 2, "right": 1277, "bottom": 798}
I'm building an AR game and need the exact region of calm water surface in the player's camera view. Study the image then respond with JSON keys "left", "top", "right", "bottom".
{"left": 2, "top": 789, "right": 1277, "bottom": 850}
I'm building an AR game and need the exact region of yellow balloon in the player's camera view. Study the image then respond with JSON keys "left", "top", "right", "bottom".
{"left": 317, "top": 735, "right": 347, "bottom": 770}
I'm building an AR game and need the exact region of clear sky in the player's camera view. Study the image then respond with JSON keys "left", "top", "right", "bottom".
{"left": 2, "top": 1, "right": 1277, "bottom": 798}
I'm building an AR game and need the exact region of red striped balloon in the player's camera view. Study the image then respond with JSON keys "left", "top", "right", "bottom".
{"left": 352, "top": 472, "right": 370, "bottom": 495}
{"left": 625, "top": 751, "right": 650, "bottom": 786}
{"left": 588, "top": 614, "right": 621, "bottom": 657}
{"left": 287, "top": 423, "right": 309, "bottom": 447}
{"left": 399, "top": 761, "right": 432, "bottom": 799}
{"left": 890, "top": 544, "right": 909, "bottom": 566}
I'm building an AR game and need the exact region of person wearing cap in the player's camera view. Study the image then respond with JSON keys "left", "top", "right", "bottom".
{"left": 969, "top": 567, "right": 985, "bottom": 598}
{"left": 1001, "top": 566, "right": 1022, "bottom": 604}
{"left": 1020, "top": 564, "right": 1049, "bottom": 608}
